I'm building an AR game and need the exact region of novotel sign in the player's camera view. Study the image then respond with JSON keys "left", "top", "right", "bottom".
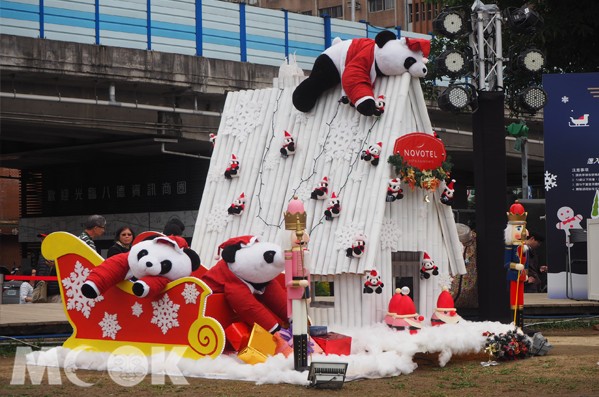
{"left": 393, "top": 132, "right": 447, "bottom": 170}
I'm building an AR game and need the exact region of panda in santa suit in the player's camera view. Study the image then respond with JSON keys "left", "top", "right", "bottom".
{"left": 293, "top": 30, "right": 430, "bottom": 116}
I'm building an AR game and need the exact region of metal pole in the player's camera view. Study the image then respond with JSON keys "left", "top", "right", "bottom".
{"left": 495, "top": 12, "right": 504, "bottom": 89}
{"left": 521, "top": 137, "right": 528, "bottom": 199}
{"left": 476, "top": 10, "right": 486, "bottom": 90}
{"left": 351, "top": 0, "right": 355, "bottom": 22}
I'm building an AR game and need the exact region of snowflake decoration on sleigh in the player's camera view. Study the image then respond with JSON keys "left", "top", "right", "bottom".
{"left": 62, "top": 261, "right": 104, "bottom": 318}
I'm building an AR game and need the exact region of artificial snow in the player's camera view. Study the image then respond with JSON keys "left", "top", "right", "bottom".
{"left": 28, "top": 320, "right": 516, "bottom": 385}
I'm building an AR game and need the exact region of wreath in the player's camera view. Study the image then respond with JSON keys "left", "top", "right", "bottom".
{"left": 387, "top": 154, "right": 453, "bottom": 191}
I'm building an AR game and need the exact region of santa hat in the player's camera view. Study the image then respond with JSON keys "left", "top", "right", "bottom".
{"left": 330, "top": 192, "right": 338, "bottom": 199}
{"left": 434, "top": 286, "right": 462, "bottom": 324}
{"left": 230, "top": 153, "right": 238, "bottom": 161}
{"left": 320, "top": 176, "right": 328, "bottom": 184}
{"left": 353, "top": 233, "right": 367, "bottom": 243}
{"left": 132, "top": 231, "right": 188, "bottom": 250}
{"left": 376, "top": 141, "right": 383, "bottom": 148}
{"left": 388, "top": 287, "right": 423, "bottom": 323}
{"left": 405, "top": 37, "right": 431, "bottom": 58}
{"left": 369, "top": 269, "right": 378, "bottom": 277}
{"left": 237, "top": 192, "right": 245, "bottom": 201}
{"left": 436, "top": 286, "right": 457, "bottom": 311}
{"left": 446, "top": 179, "right": 456, "bottom": 191}
{"left": 389, "top": 178, "right": 399, "bottom": 184}
{"left": 284, "top": 130, "right": 292, "bottom": 139}
{"left": 423, "top": 252, "right": 432, "bottom": 262}
{"left": 215, "top": 235, "right": 259, "bottom": 260}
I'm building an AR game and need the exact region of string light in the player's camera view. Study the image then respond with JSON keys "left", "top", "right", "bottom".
{"left": 254, "top": 95, "right": 381, "bottom": 237}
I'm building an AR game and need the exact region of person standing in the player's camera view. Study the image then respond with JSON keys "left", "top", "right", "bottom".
{"left": 36, "top": 233, "right": 61, "bottom": 303}
{"left": 107, "top": 226, "right": 135, "bottom": 258}
{"left": 19, "top": 268, "right": 35, "bottom": 304}
{"left": 504, "top": 201, "right": 528, "bottom": 330}
{"left": 78, "top": 214, "right": 106, "bottom": 252}
{"left": 524, "top": 231, "right": 547, "bottom": 293}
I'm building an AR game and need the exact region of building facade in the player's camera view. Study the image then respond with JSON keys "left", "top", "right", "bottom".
{"left": 251, "top": 0, "right": 441, "bottom": 34}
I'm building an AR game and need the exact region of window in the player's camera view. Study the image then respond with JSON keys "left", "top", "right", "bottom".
{"left": 311, "top": 280, "right": 335, "bottom": 307}
{"left": 427, "top": 3, "right": 432, "bottom": 20}
{"left": 301, "top": 10, "right": 313, "bottom": 16}
{"left": 408, "top": 3, "right": 413, "bottom": 23}
{"left": 319, "top": 5, "right": 343, "bottom": 18}
{"left": 368, "top": 0, "right": 394, "bottom": 13}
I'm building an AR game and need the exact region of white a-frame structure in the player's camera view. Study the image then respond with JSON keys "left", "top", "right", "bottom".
{"left": 192, "top": 63, "right": 466, "bottom": 328}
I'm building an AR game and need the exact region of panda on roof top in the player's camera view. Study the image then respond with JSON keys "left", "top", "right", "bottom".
{"left": 292, "top": 30, "right": 430, "bottom": 117}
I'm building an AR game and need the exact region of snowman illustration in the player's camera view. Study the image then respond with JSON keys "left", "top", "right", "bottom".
{"left": 555, "top": 205, "right": 583, "bottom": 247}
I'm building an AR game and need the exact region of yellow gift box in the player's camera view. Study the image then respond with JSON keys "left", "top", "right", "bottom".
{"left": 237, "top": 323, "right": 277, "bottom": 365}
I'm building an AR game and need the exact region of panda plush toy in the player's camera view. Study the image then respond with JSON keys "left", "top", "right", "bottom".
{"left": 81, "top": 231, "right": 201, "bottom": 300}
{"left": 292, "top": 30, "right": 430, "bottom": 116}
{"left": 201, "top": 235, "right": 288, "bottom": 334}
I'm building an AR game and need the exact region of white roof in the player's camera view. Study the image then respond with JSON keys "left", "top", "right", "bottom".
{"left": 192, "top": 65, "right": 466, "bottom": 277}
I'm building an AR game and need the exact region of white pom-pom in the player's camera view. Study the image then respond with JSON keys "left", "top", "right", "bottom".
{"left": 395, "top": 288, "right": 402, "bottom": 295}
{"left": 401, "top": 286, "right": 410, "bottom": 295}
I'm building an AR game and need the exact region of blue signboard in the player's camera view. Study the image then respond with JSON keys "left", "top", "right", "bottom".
{"left": 543, "top": 73, "right": 599, "bottom": 299}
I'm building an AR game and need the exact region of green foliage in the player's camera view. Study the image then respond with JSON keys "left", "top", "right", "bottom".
{"left": 388, "top": 153, "right": 453, "bottom": 191}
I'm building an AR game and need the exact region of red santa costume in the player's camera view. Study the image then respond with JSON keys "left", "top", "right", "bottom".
{"left": 201, "top": 236, "right": 288, "bottom": 334}
{"left": 84, "top": 233, "right": 193, "bottom": 301}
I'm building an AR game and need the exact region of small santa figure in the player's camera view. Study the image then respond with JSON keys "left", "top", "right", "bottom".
{"left": 227, "top": 192, "right": 246, "bottom": 215}
{"left": 363, "top": 269, "right": 384, "bottom": 294}
{"left": 224, "top": 154, "right": 240, "bottom": 179}
{"left": 310, "top": 176, "right": 329, "bottom": 200}
{"left": 431, "top": 286, "right": 462, "bottom": 326}
{"left": 280, "top": 131, "right": 296, "bottom": 157}
{"left": 384, "top": 287, "right": 424, "bottom": 334}
{"left": 440, "top": 179, "right": 456, "bottom": 206}
{"left": 324, "top": 192, "right": 341, "bottom": 221}
{"left": 346, "top": 234, "right": 366, "bottom": 258}
{"left": 386, "top": 178, "right": 404, "bottom": 202}
{"left": 209, "top": 133, "right": 216, "bottom": 148}
{"left": 420, "top": 252, "right": 439, "bottom": 279}
{"left": 360, "top": 142, "right": 382, "bottom": 166}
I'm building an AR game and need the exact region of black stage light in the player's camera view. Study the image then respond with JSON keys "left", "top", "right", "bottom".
{"left": 515, "top": 86, "right": 547, "bottom": 113}
{"left": 513, "top": 48, "right": 545, "bottom": 74}
{"left": 504, "top": 6, "right": 544, "bottom": 34}
{"left": 436, "top": 48, "right": 471, "bottom": 78}
{"left": 433, "top": 8, "right": 470, "bottom": 38}
{"left": 438, "top": 84, "right": 478, "bottom": 113}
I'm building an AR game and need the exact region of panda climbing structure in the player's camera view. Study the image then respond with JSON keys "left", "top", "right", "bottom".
{"left": 293, "top": 30, "right": 430, "bottom": 117}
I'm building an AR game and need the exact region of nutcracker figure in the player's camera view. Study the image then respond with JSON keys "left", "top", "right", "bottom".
{"left": 283, "top": 196, "right": 311, "bottom": 371}
{"left": 504, "top": 200, "right": 528, "bottom": 329}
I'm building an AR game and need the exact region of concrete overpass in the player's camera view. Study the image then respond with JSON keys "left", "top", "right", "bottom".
{"left": 0, "top": 34, "right": 544, "bottom": 188}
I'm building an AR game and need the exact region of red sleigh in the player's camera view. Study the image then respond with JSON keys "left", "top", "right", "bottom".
{"left": 42, "top": 232, "right": 230, "bottom": 360}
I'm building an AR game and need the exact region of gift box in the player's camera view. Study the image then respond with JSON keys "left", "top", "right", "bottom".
{"left": 225, "top": 322, "right": 250, "bottom": 351}
{"left": 237, "top": 323, "right": 277, "bottom": 365}
{"left": 312, "top": 332, "right": 352, "bottom": 356}
{"left": 309, "top": 325, "right": 328, "bottom": 336}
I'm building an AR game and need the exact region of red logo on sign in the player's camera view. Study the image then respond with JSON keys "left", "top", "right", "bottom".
{"left": 393, "top": 133, "right": 446, "bottom": 170}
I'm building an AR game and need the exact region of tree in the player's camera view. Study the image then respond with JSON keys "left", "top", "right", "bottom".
{"left": 592, "top": 190, "right": 599, "bottom": 219}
